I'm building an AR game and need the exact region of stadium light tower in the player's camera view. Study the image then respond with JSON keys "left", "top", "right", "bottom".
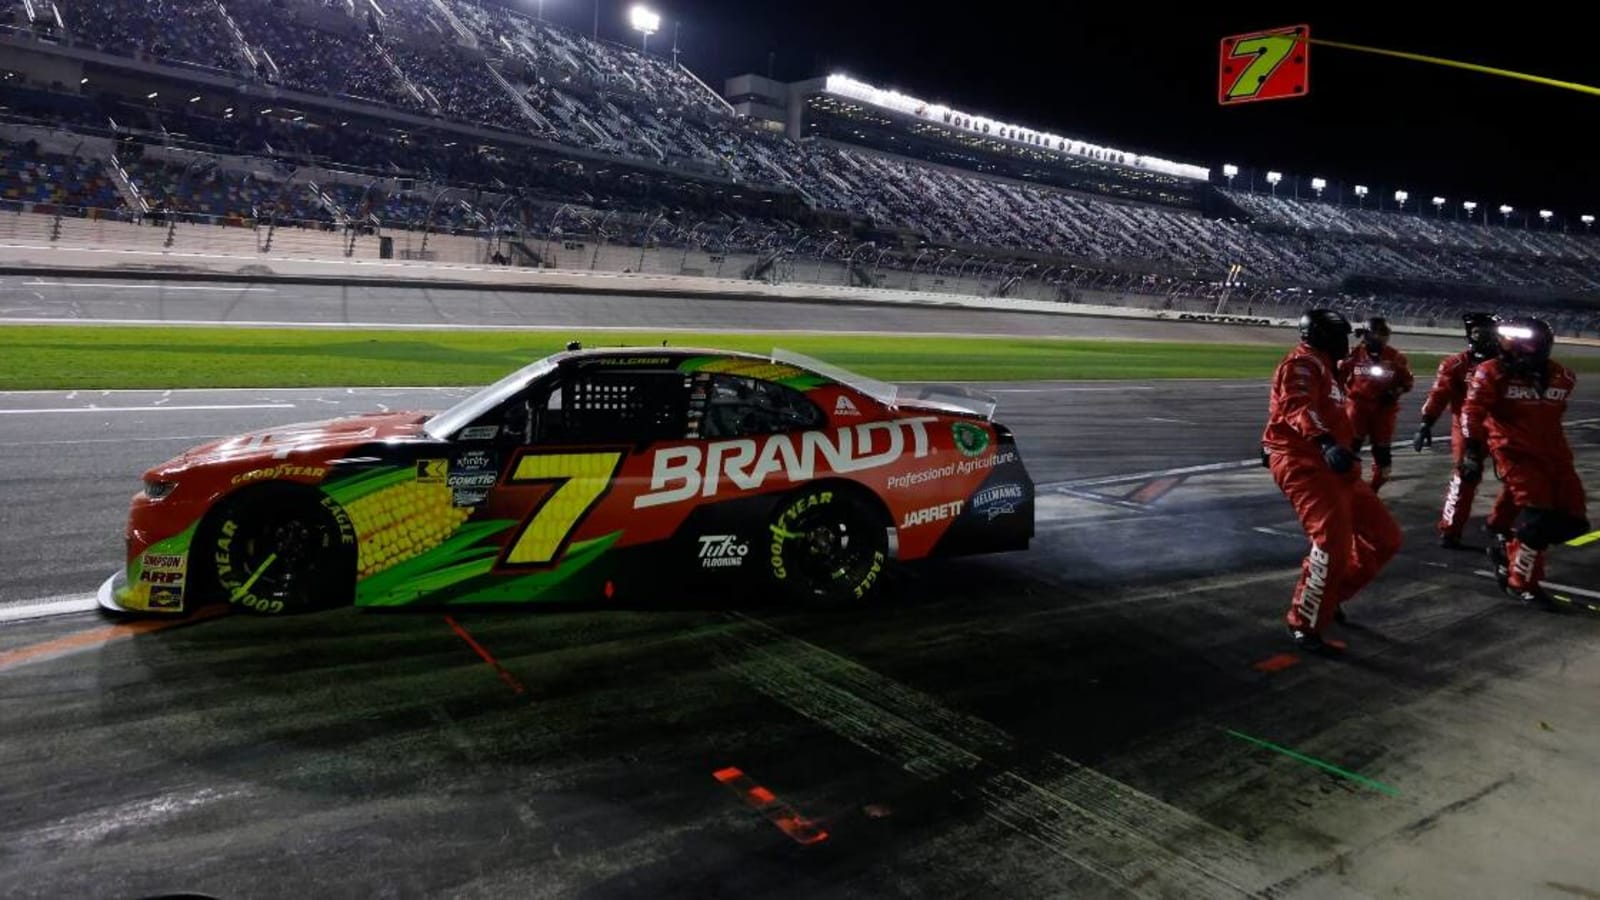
{"left": 630, "top": 4, "right": 660, "bottom": 52}
{"left": 1222, "top": 163, "right": 1238, "bottom": 188}
{"left": 1394, "top": 189, "right": 1408, "bottom": 210}
{"left": 1432, "top": 196, "right": 1445, "bottom": 217}
{"left": 1539, "top": 209, "right": 1554, "bottom": 229}
{"left": 1310, "top": 177, "right": 1326, "bottom": 198}
{"left": 1463, "top": 200, "right": 1477, "bottom": 223}
{"left": 1354, "top": 184, "right": 1368, "bottom": 208}
{"left": 1583, "top": 214, "right": 1595, "bottom": 231}
{"left": 1265, "top": 170, "right": 1282, "bottom": 196}
{"left": 1499, "top": 204, "right": 1513, "bottom": 226}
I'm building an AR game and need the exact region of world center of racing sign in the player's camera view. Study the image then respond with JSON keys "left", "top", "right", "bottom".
{"left": 1219, "top": 25, "right": 1310, "bottom": 105}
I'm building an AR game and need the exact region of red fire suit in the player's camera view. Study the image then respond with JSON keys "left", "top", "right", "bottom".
{"left": 1338, "top": 344, "right": 1414, "bottom": 491}
{"left": 1422, "top": 350, "right": 1482, "bottom": 539}
{"left": 1263, "top": 345, "right": 1403, "bottom": 633}
{"left": 1460, "top": 358, "right": 1588, "bottom": 592}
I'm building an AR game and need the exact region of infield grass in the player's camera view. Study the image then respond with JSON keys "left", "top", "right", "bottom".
{"left": 0, "top": 324, "right": 1448, "bottom": 389}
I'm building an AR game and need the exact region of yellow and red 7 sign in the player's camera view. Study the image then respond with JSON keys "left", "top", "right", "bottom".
{"left": 1219, "top": 25, "right": 1310, "bottom": 105}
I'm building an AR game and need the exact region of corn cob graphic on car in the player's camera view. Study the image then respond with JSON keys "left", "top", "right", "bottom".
{"left": 100, "top": 347, "right": 1034, "bottom": 616}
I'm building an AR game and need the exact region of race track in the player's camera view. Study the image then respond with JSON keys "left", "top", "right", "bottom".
{"left": 0, "top": 274, "right": 1517, "bottom": 354}
{"left": 4, "top": 379, "right": 1600, "bottom": 897}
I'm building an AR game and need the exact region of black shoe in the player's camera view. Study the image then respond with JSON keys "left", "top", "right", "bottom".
{"left": 1507, "top": 585, "right": 1562, "bottom": 612}
{"left": 1288, "top": 625, "right": 1346, "bottom": 656}
{"left": 1439, "top": 534, "right": 1464, "bottom": 550}
{"left": 1487, "top": 539, "right": 1510, "bottom": 590}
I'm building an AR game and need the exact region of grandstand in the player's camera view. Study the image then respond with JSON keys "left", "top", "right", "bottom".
{"left": 0, "top": 0, "right": 1595, "bottom": 325}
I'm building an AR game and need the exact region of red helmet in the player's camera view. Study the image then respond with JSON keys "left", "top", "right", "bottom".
{"left": 1496, "top": 318, "right": 1554, "bottom": 370}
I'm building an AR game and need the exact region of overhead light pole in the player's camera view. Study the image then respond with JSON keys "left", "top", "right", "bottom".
{"left": 629, "top": 4, "right": 659, "bottom": 53}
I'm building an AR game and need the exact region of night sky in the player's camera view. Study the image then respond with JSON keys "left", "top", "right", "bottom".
{"left": 532, "top": 2, "right": 1596, "bottom": 223}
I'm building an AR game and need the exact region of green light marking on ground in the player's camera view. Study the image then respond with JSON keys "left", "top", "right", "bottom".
{"left": 1225, "top": 728, "right": 1401, "bottom": 797}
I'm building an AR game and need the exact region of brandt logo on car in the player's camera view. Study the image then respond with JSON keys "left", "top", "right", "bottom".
{"left": 971, "top": 482, "right": 1025, "bottom": 520}
{"left": 634, "top": 417, "right": 938, "bottom": 508}
{"left": 698, "top": 534, "right": 749, "bottom": 568}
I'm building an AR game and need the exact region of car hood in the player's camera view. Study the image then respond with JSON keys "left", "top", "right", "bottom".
{"left": 151, "top": 411, "right": 438, "bottom": 477}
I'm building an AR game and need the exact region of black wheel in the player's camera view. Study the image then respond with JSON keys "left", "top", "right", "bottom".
{"left": 766, "top": 485, "right": 888, "bottom": 607}
{"left": 210, "top": 492, "right": 354, "bottom": 615}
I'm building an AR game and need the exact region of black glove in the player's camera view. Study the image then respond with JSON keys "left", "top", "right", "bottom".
{"left": 1459, "top": 440, "right": 1486, "bottom": 484}
{"left": 1412, "top": 420, "right": 1434, "bottom": 453}
{"left": 1379, "top": 388, "right": 1400, "bottom": 407}
{"left": 1260, "top": 446, "right": 1271, "bottom": 468}
{"left": 1317, "top": 435, "right": 1356, "bottom": 474}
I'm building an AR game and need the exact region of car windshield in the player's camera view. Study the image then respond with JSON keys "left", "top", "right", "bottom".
{"left": 422, "top": 357, "right": 560, "bottom": 440}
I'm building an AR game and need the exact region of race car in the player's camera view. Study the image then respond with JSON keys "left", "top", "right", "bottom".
{"left": 98, "top": 347, "right": 1034, "bottom": 616}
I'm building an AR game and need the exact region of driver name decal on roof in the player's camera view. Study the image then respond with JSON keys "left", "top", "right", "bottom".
{"left": 634, "top": 416, "right": 939, "bottom": 508}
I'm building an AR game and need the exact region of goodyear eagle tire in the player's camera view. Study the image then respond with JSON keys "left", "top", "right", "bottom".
{"left": 767, "top": 485, "right": 888, "bottom": 607}
{"left": 210, "top": 492, "right": 354, "bottom": 615}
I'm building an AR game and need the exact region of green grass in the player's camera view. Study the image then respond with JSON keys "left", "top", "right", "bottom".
{"left": 0, "top": 324, "right": 1449, "bottom": 389}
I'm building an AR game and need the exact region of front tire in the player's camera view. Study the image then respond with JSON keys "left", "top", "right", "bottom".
{"left": 767, "top": 485, "right": 888, "bottom": 607}
{"left": 210, "top": 492, "right": 353, "bottom": 615}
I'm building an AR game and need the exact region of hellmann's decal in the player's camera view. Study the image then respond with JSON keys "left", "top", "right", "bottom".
{"left": 635, "top": 417, "right": 939, "bottom": 508}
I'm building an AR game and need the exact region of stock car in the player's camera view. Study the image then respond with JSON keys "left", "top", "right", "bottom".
{"left": 98, "top": 347, "right": 1034, "bottom": 616}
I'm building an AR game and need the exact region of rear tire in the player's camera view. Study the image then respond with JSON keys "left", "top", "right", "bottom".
{"left": 210, "top": 491, "right": 353, "bottom": 615}
{"left": 766, "top": 485, "right": 888, "bottom": 607}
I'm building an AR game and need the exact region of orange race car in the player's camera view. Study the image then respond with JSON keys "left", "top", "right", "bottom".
{"left": 98, "top": 347, "right": 1034, "bottom": 615}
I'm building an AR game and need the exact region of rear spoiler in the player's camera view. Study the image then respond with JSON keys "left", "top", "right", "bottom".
{"left": 898, "top": 384, "right": 999, "bottom": 421}
{"left": 770, "top": 348, "right": 998, "bottom": 421}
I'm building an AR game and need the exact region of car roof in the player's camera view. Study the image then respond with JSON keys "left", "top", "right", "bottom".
{"left": 560, "top": 346, "right": 769, "bottom": 364}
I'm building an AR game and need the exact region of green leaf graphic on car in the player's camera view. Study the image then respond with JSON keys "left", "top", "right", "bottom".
{"left": 952, "top": 421, "right": 990, "bottom": 457}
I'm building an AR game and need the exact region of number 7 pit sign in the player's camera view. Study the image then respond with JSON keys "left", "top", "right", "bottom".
{"left": 1220, "top": 25, "right": 1309, "bottom": 104}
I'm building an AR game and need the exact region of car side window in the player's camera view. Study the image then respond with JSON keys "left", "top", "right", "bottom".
{"left": 691, "top": 373, "right": 824, "bottom": 439}
{"left": 532, "top": 371, "right": 691, "bottom": 444}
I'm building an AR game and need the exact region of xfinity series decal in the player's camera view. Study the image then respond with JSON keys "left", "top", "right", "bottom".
{"left": 635, "top": 417, "right": 938, "bottom": 508}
